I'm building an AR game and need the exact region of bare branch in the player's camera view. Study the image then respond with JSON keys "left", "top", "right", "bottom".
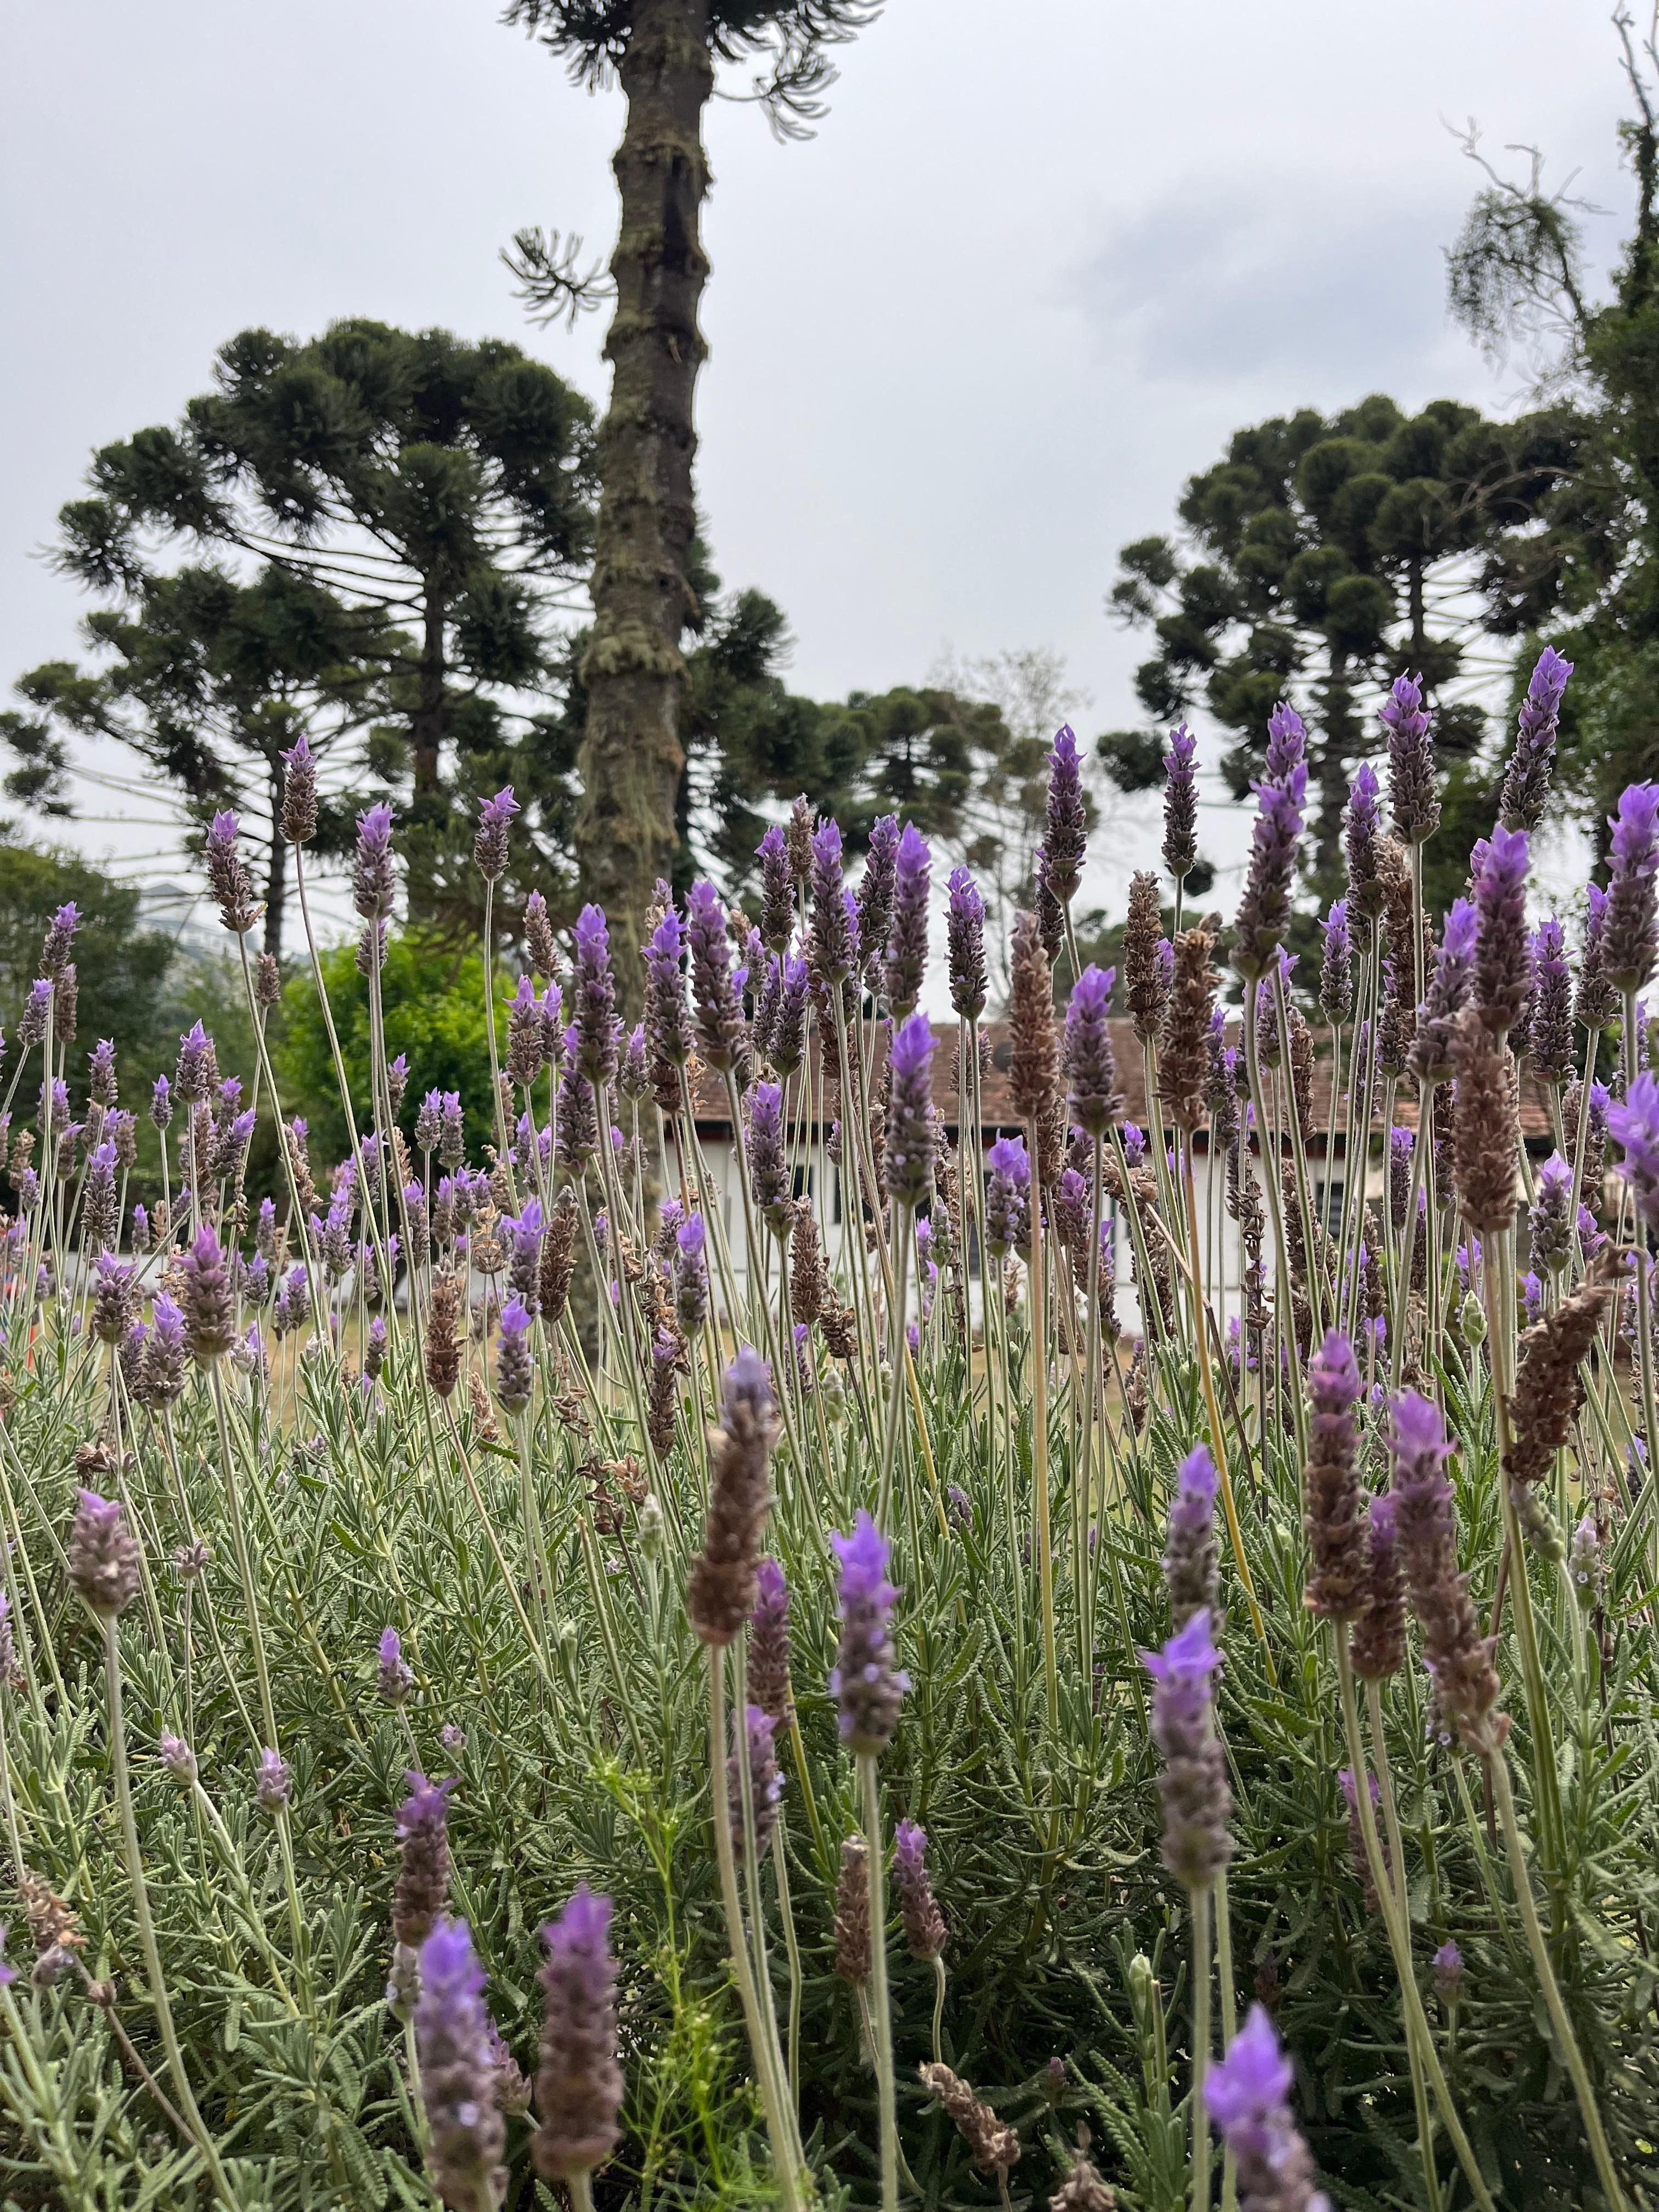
{"left": 500, "top": 226, "right": 612, "bottom": 331}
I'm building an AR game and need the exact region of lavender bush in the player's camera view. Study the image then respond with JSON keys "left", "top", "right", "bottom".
{"left": 0, "top": 665, "right": 1652, "bottom": 2209}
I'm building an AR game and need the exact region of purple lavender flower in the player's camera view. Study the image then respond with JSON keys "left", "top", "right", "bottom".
{"left": 17, "top": 978, "right": 51, "bottom": 1051}
{"left": 1528, "top": 917, "right": 1572, "bottom": 1085}
{"left": 758, "top": 822, "right": 794, "bottom": 952}
{"left": 1610, "top": 1070, "right": 1659, "bottom": 1235}
{"left": 772, "top": 955, "right": 809, "bottom": 1077}
{"left": 67, "top": 1489, "right": 139, "bottom": 1616}
{"left": 893, "top": 1818, "right": 946, "bottom": 1959}
{"left": 415, "top": 1088, "right": 444, "bottom": 1155}
{"left": 727, "top": 1702, "right": 782, "bottom": 1857}
{"left": 644, "top": 907, "right": 691, "bottom": 1100}
{"left": 674, "top": 1214, "right": 709, "bottom": 1336}
{"left": 747, "top": 1080, "right": 792, "bottom": 1233}
{"left": 86, "top": 1036, "right": 117, "bottom": 1109}
{"left": 1161, "top": 1442, "right": 1218, "bottom": 1629}
{"left": 1528, "top": 1152, "right": 1575, "bottom": 1274}
{"left": 1344, "top": 761, "right": 1384, "bottom": 924}
{"left": 686, "top": 881, "right": 744, "bottom": 1073}
{"left": 1045, "top": 724, "right": 1088, "bottom": 906}
{"left": 159, "top": 1733, "right": 197, "bottom": 1787}
{"left": 532, "top": 1885, "right": 623, "bottom": 2182}
{"left": 1434, "top": 1940, "right": 1464, "bottom": 2006}
{"left": 1389, "top": 1390, "right": 1505, "bottom": 1753}
{"left": 1141, "top": 1610, "right": 1231, "bottom": 1889}
{"left": 280, "top": 731, "right": 318, "bottom": 843}
{"left": 1500, "top": 644, "right": 1573, "bottom": 832}
{"left": 856, "top": 815, "right": 900, "bottom": 994}
{"left": 1204, "top": 2004, "right": 1331, "bottom": 2211}
{"left": 181, "top": 1225, "right": 235, "bottom": 1364}
{"left": 1065, "top": 964, "right": 1118, "bottom": 1136}
{"left": 416, "top": 1919, "right": 506, "bottom": 2210}
{"left": 808, "top": 820, "right": 855, "bottom": 990}
{"left": 1163, "top": 723, "right": 1198, "bottom": 882}
{"left": 175, "top": 1019, "right": 214, "bottom": 1104}
{"left": 496, "top": 1297, "right": 535, "bottom": 1414}
{"left": 572, "top": 904, "right": 618, "bottom": 1086}
{"left": 1604, "top": 780, "right": 1659, "bottom": 992}
{"left": 830, "top": 1511, "right": 907, "bottom": 1755}
{"left": 1233, "top": 718, "right": 1306, "bottom": 979}
{"left": 1576, "top": 882, "right": 1615, "bottom": 1034}
{"left": 378, "top": 1627, "right": 415, "bottom": 1706}
{"left": 255, "top": 1747, "right": 293, "bottom": 1813}
{"left": 204, "top": 809, "right": 257, "bottom": 934}
{"left": 38, "top": 901, "right": 78, "bottom": 979}
{"left": 884, "top": 1011, "right": 936, "bottom": 1208}
{"left": 984, "top": 1134, "right": 1031, "bottom": 1256}
{"left": 1318, "top": 898, "right": 1352, "bottom": 1028}
{"left": 473, "top": 786, "right": 518, "bottom": 882}
{"left": 1122, "top": 1121, "right": 1146, "bottom": 1169}
{"left": 352, "top": 802, "right": 396, "bottom": 921}
{"left": 1570, "top": 1514, "right": 1604, "bottom": 1603}
{"left": 1381, "top": 672, "right": 1437, "bottom": 845}
{"left": 1471, "top": 823, "right": 1532, "bottom": 1034}
{"left": 946, "top": 867, "right": 988, "bottom": 1021}
{"left": 884, "top": 823, "right": 930, "bottom": 1014}
{"left": 1411, "top": 896, "right": 1477, "bottom": 1084}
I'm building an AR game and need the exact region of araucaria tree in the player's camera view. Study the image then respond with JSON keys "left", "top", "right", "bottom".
{"left": 1100, "top": 394, "right": 1575, "bottom": 896}
{"left": 503, "top": 0, "right": 881, "bottom": 994}
{"left": 2, "top": 322, "right": 596, "bottom": 950}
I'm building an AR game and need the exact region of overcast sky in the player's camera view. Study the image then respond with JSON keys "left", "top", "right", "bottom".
{"left": 0, "top": 0, "right": 1634, "bottom": 933}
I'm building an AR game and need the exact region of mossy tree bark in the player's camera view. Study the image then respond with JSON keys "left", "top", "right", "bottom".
{"left": 576, "top": 0, "right": 714, "bottom": 1009}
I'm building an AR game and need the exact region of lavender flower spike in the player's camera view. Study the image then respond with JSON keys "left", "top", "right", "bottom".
{"left": 1529, "top": 917, "right": 1572, "bottom": 1086}
{"left": 378, "top": 1627, "right": 415, "bottom": 1706}
{"left": 416, "top": 1919, "right": 507, "bottom": 2211}
{"left": 1500, "top": 644, "right": 1573, "bottom": 831}
{"left": 892, "top": 1818, "right": 946, "bottom": 1959}
{"left": 1205, "top": 2004, "right": 1331, "bottom": 2212}
{"left": 747, "top": 1080, "right": 792, "bottom": 1233}
{"left": 1065, "top": 964, "right": 1118, "bottom": 1136}
{"left": 1609, "top": 1070, "right": 1659, "bottom": 1237}
{"left": 1141, "top": 1609, "right": 1231, "bottom": 1889}
{"left": 1044, "top": 724, "right": 1088, "bottom": 906}
{"left": 1381, "top": 670, "right": 1438, "bottom": 845}
{"left": 946, "top": 866, "right": 988, "bottom": 1020}
{"left": 884, "top": 822, "right": 930, "bottom": 1015}
{"left": 1163, "top": 723, "right": 1198, "bottom": 883}
{"left": 1162, "top": 1442, "right": 1219, "bottom": 1629}
{"left": 758, "top": 821, "right": 794, "bottom": 952}
{"left": 1472, "top": 823, "right": 1532, "bottom": 1035}
{"left": 1410, "top": 896, "right": 1477, "bottom": 1085}
{"left": 685, "top": 881, "right": 744, "bottom": 1073}
{"left": 572, "top": 903, "right": 618, "bottom": 1086}
{"left": 883, "top": 1011, "right": 936, "bottom": 1208}
{"left": 1233, "top": 710, "right": 1306, "bottom": 979}
{"left": 1319, "top": 898, "right": 1352, "bottom": 1026}
{"left": 1604, "top": 780, "right": 1659, "bottom": 992}
{"left": 496, "top": 1298, "right": 535, "bottom": 1414}
{"left": 205, "top": 809, "right": 257, "bottom": 934}
{"left": 830, "top": 1510, "right": 907, "bottom": 1755}
{"left": 855, "top": 815, "right": 899, "bottom": 993}
{"left": 68, "top": 1489, "right": 140, "bottom": 1617}
{"left": 1345, "top": 761, "right": 1384, "bottom": 923}
{"left": 473, "top": 785, "right": 518, "bottom": 882}
{"left": 808, "top": 819, "right": 854, "bottom": 990}
{"left": 532, "top": 1884, "right": 623, "bottom": 2182}
{"left": 352, "top": 802, "right": 396, "bottom": 921}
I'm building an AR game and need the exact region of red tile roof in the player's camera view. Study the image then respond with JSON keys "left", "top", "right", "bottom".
{"left": 688, "top": 1018, "right": 1558, "bottom": 1148}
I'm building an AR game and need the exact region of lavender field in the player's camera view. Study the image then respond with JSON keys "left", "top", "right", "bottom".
{"left": 0, "top": 653, "right": 1655, "bottom": 2212}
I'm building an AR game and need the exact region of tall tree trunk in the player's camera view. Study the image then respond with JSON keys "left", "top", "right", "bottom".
{"left": 411, "top": 580, "right": 447, "bottom": 794}
{"left": 263, "top": 753, "right": 287, "bottom": 961}
{"left": 576, "top": 0, "right": 713, "bottom": 1010}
